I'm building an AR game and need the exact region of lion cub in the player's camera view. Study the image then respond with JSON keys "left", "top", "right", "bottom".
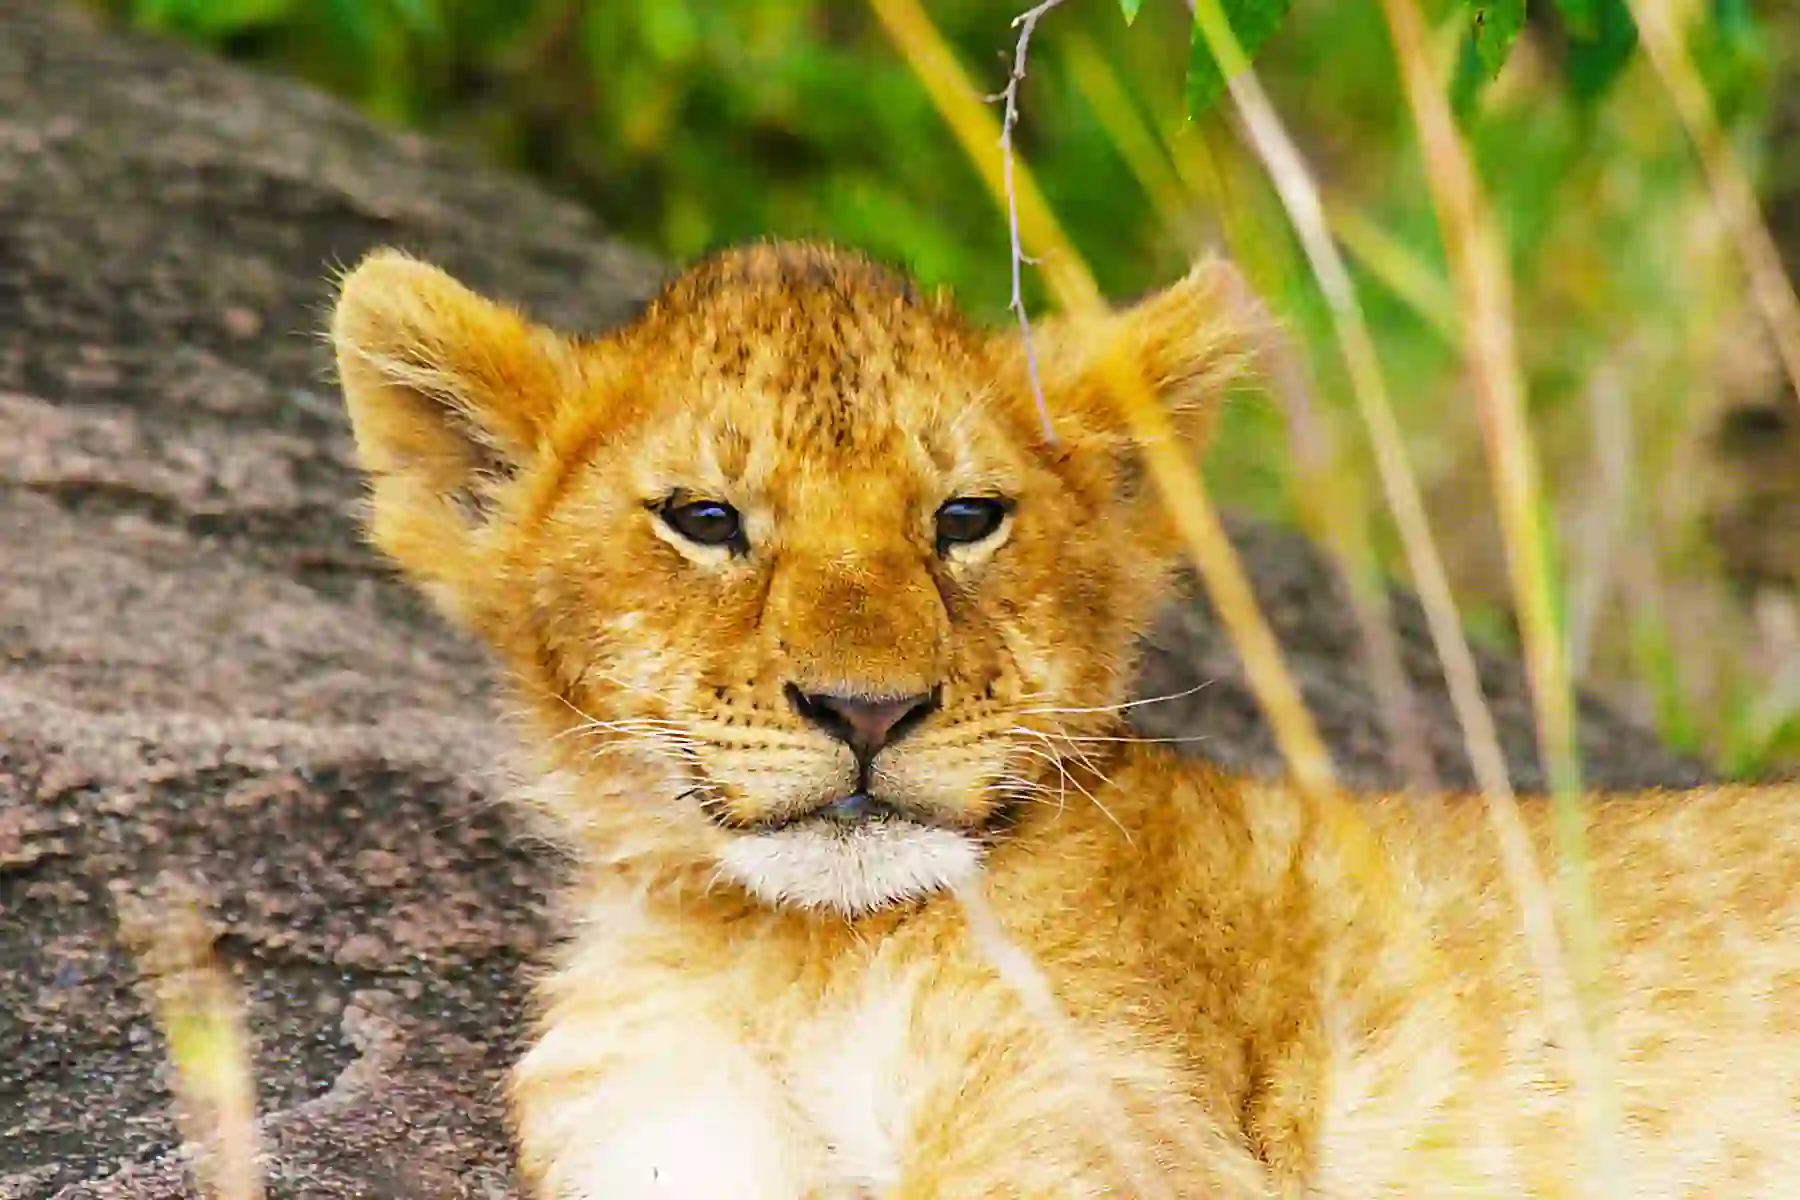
{"left": 332, "top": 242, "right": 1800, "bottom": 1197}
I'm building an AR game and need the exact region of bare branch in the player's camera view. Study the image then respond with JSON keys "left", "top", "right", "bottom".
{"left": 996, "top": 0, "right": 1068, "bottom": 445}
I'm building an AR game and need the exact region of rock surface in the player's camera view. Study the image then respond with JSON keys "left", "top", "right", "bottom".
{"left": 0, "top": 4, "right": 1704, "bottom": 1195}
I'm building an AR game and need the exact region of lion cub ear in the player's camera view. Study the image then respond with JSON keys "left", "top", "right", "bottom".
{"left": 1030, "top": 257, "right": 1267, "bottom": 462}
{"left": 330, "top": 249, "right": 580, "bottom": 613}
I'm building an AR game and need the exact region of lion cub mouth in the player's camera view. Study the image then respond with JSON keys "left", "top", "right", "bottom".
{"left": 715, "top": 811, "right": 984, "bottom": 916}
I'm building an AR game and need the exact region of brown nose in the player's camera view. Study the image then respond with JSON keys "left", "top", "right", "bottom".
{"left": 787, "top": 686, "right": 939, "bottom": 758}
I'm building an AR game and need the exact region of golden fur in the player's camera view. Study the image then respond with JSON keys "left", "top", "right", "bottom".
{"left": 331, "top": 241, "right": 1800, "bottom": 1197}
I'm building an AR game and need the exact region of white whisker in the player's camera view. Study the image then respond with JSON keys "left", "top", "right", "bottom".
{"left": 1008, "top": 742, "right": 1130, "bottom": 843}
{"left": 1031, "top": 732, "right": 1213, "bottom": 746}
{"left": 1013, "top": 680, "right": 1212, "bottom": 718}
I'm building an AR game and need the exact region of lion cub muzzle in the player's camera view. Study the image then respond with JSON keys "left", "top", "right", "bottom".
{"left": 712, "top": 679, "right": 979, "bottom": 912}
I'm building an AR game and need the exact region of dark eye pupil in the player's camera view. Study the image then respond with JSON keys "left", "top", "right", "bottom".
{"left": 663, "top": 500, "right": 743, "bottom": 549}
{"left": 935, "top": 498, "right": 1009, "bottom": 550}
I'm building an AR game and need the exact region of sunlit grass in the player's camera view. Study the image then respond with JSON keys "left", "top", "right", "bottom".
{"left": 118, "top": 880, "right": 264, "bottom": 1200}
{"left": 1068, "top": 24, "right": 1441, "bottom": 791}
{"left": 1625, "top": 0, "right": 1800, "bottom": 409}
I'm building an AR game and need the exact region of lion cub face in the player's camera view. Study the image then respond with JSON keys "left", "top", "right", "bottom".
{"left": 332, "top": 243, "right": 1254, "bottom": 914}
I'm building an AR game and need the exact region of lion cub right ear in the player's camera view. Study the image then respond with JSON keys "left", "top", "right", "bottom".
{"left": 330, "top": 250, "right": 580, "bottom": 617}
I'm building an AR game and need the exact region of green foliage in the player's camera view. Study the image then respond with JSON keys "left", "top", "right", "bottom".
{"left": 93, "top": 0, "right": 1214, "bottom": 320}
{"left": 1560, "top": 0, "right": 1640, "bottom": 106}
{"left": 1553, "top": 0, "right": 1602, "bottom": 40}
{"left": 92, "top": 0, "right": 1791, "bottom": 773}
{"left": 1452, "top": 0, "right": 1637, "bottom": 115}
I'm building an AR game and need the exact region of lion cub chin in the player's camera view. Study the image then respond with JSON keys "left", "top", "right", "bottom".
{"left": 333, "top": 240, "right": 1800, "bottom": 1197}
{"left": 717, "top": 820, "right": 984, "bottom": 916}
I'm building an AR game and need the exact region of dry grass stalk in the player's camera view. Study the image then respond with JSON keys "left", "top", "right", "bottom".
{"left": 1322, "top": 199, "right": 1459, "bottom": 344}
{"left": 1065, "top": 33, "right": 1438, "bottom": 789}
{"left": 1368, "top": 0, "right": 1585, "bottom": 801}
{"left": 116, "top": 875, "right": 264, "bottom": 1200}
{"left": 1625, "top": 0, "right": 1800, "bottom": 410}
{"left": 1567, "top": 364, "right": 1636, "bottom": 677}
{"left": 867, "top": 0, "right": 1337, "bottom": 793}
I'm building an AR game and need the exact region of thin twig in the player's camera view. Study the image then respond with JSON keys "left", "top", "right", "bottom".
{"left": 994, "top": 0, "right": 1069, "bottom": 445}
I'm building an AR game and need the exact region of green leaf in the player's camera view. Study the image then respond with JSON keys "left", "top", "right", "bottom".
{"left": 1561, "top": 0, "right": 1637, "bottom": 106}
{"left": 1552, "top": 0, "right": 1600, "bottom": 39}
{"left": 385, "top": 0, "right": 444, "bottom": 40}
{"left": 1449, "top": 31, "right": 1486, "bottom": 120}
{"left": 1468, "top": 0, "right": 1526, "bottom": 79}
{"left": 1120, "top": 0, "right": 1143, "bottom": 24}
{"left": 1185, "top": 0, "right": 1294, "bottom": 120}
{"left": 317, "top": 0, "right": 384, "bottom": 62}
{"left": 137, "top": 0, "right": 295, "bottom": 39}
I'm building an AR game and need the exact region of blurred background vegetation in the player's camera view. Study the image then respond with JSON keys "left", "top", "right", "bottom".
{"left": 88, "top": 0, "right": 1800, "bottom": 777}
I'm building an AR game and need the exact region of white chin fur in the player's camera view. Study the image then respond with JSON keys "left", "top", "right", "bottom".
{"left": 716, "top": 822, "right": 982, "bottom": 916}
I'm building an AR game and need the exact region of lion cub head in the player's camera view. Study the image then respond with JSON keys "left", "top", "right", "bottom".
{"left": 332, "top": 242, "right": 1256, "bottom": 915}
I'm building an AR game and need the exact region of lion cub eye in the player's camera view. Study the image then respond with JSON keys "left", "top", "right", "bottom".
{"left": 660, "top": 498, "right": 746, "bottom": 552}
{"left": 934, "top": 497, "right": 1012, "bottom": 554}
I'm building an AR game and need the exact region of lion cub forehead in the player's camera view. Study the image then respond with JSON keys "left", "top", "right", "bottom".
{"left": 684, "top": 386, "right": 1008, "bottom": 518}
{"left": 619, "top": 243, "right": 1013, "bottom": 480}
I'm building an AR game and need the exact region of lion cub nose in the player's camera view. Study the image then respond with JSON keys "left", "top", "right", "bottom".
{"left": 787, "top": 687, "right": 939, "bottom": 758}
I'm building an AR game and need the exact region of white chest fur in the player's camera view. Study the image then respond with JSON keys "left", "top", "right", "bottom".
{"left": 514, "top": 892, "right": 929, "bottom": 1199}
{"left": 784, "top": 969, "right": 925, "bottom": 1192}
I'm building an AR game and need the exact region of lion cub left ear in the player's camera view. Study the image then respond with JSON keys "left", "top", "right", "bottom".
{"left": 330, "top": 249, "right": 580, "bottom": 610}
{"left": 1030, "top": 257, "right": 1268, "bottom": 461}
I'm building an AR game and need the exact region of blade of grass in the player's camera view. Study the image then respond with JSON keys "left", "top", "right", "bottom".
{"left": 1063, "top": 33, "right": 1192, "bottom": 235}
{"left": 866, "top": 0, "right": 1336, "bottom": 794}
{"left": 1270, "top": 342, "right": 1444, "bottom": 791}
{"left": 1322, "top": 200, "right": 1460, "bottom": 345}
{"left": 1368, "top": 0, "right": 1621, "bottom": 1182}
{"left": 118, "top": 876, "right": 264, "bottom": 1200}
{"left": 1566, "top": 362, "right": 1635, "bottom": 677}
